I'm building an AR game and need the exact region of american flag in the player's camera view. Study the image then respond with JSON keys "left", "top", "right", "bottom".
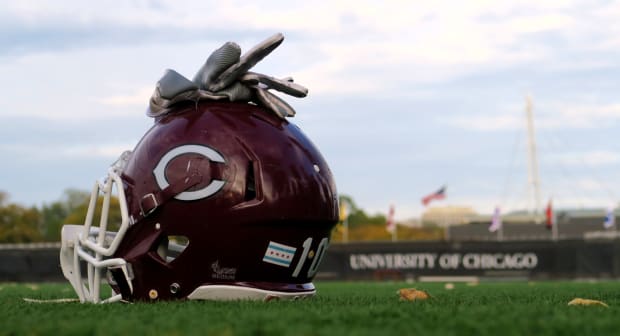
{"left": 421, "top": 186, "right": 446, "bottom": 206}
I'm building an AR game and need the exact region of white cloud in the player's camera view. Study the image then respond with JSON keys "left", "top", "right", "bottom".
{"left": 506, "top": 14, "right": 574, "bottom": 34}
{"left": 574, "top": 178, "right": 604, "bottom": 191}
{"left": 548, "top": 150, "right": 620, "bottom": 167}
{"left": 0, "top": 45, "right": 164, "bottom": 120}
{"left": 60, "top": 144, "right": 132, "bottom": 159}
{"left": 0, "top": 143, "right": 133, "bottom": 160}
{"left": 551, "top": 103, "right": 620, "bottom": 128}
{"left": 98, "top": 86, "right": 154, "bottom": 107}
{"left": 443, "top": 114, "right": 523, "bottom": 131}
{"left": 443, "top": 101, "right": 620, "bottom": 132}
{"left": 1, "top": 0, "right": 606, "bottom": 99}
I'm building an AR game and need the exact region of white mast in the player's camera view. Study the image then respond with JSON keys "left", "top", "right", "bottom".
{"left": 525, "top": 95, "right": 542, "bottom": 220}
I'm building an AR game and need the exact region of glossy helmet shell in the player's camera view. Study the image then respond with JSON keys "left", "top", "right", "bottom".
{"left": 110, "top": 101, "right": 338, "bottom": 301}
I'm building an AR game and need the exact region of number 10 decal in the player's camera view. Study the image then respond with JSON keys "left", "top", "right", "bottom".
{"left": 292, "top": 237, "right": 329, "bottom": 278}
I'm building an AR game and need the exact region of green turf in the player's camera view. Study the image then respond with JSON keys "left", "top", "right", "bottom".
{"left": 1, "top": 281, "right": 619, "bottom": 336}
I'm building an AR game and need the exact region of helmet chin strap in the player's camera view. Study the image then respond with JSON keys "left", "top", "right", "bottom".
{"left": 132, "top": 157, "right": 210, "bottom": 223}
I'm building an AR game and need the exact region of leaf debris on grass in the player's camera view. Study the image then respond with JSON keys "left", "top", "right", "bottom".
{"left": 398, "top": 288, "right": 431, "bottom": 301}
{"left": 567, "top": 298, "right": 609, "bottom": 308}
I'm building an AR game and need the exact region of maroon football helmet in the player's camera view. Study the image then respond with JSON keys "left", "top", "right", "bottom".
{"left": 60, "top": 100, "right": 338, "bottom": 302}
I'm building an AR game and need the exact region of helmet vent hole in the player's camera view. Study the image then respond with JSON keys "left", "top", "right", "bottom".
{"left": 244, "top": 161, "right": 256, "bottom": 201}
{"left": 156, "top": 235, "right": 190, "bottom": 263}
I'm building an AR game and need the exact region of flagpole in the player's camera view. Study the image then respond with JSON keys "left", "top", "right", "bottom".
{"left": 386, "top": 204, "right": 397, "bottom": 242}
{"left": 498, "top": 220, "right": 503, "bottom": 242}
{"left": 392, "top": 225, "right": 397, "bottom": 242}
{"left": 444, "top": 214, "right": 450, "bottom": 241}
{"left": 613, "top": 207, "right": 616, "bottom": 236}
{"left": 339, "top": 201, "right": 349, "bottom": 243}
{"left": 552, "top": 210, "right": 558, "bottom": 241}
{"left": 525, "top": 95, "right": 542, "bottom": 219}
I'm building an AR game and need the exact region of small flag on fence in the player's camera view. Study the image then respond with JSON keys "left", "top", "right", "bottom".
{"left": 604, "top": 207, "right": 615, "bottom": 229}
{"left": 489, "top": 206, "right": 502, "bottom": 232}
{"left": 545, "top": 199, "right": 554, "bottom": 230}
{"left": 386, "top": 204, "right": 396, "bottom": 233}
{"left": 421, "top": 186, "right": 446, "bottom": 206}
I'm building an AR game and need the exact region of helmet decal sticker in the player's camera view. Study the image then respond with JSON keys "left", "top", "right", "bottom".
{"left": 262, "top": 241, "right": 297, "bottom": 267}
{"left": 263, "top": 238, "right": 330, "bottom": 277}
{"left": 211, "top": 260, "right": 237, "bottom": 280}
{"left": 153, "top": 144, "right": 226, "bottom": 201}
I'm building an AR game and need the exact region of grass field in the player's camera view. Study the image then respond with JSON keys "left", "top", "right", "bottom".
{"left": 2, "top": 281, "right": 619, "bottom": 335}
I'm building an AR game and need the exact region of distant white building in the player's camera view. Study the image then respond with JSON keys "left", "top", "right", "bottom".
{"left": 421, "top": 206, "right": 478, "bottom": 227}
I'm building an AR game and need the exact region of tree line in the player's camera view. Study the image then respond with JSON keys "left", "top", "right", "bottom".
{"left": 0, "top": 189, "right": 122, "bottom": 243}
{"left": 332, "top": 195, "right": 444, "bottom": 242}
{"left": 0, "top": 191, "right": 441, "bottom": 243}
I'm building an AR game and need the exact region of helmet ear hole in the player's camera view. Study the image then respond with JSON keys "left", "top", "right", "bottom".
{"left": 155, "top": 235, "right": 190, "bottom": 263}
{"left": 244, "top": 161, "right": 256, "bottom": 201}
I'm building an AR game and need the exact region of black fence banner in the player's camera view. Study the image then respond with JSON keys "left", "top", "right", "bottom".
{"left": 1, "top": 240, "right": 619, "bottom": 282}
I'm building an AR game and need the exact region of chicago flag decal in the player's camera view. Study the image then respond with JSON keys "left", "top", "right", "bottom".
{"left": 263, "top": 241, "right": 297, "bottom": 267}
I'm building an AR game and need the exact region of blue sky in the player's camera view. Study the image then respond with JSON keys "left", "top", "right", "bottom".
{"left": 2, "top": 0, "right": 620, "bottom": 219}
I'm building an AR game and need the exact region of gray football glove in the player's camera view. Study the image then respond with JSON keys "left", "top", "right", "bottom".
{"left": 148, "top": 33, "right": 307, "bottom": 119}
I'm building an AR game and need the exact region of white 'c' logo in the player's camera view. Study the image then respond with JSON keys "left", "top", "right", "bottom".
{"left": 153, "top": 144, "right": 226, "bottom": 201}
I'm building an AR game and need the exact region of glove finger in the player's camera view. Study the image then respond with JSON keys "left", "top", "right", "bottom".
{"left": 209, "top": 33, "right": 284, "bottom": 92}
{"left": 242, "top": 72, "right": 307, "bottom": 98}
{"left": 157, "top": 69, "right": 198, "bottom": 99}
{"left": 193, "top": 42, "right": 241, "bottom": 89}
{"left": 255, "top": 87, "right": 296, "bottom": 119}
